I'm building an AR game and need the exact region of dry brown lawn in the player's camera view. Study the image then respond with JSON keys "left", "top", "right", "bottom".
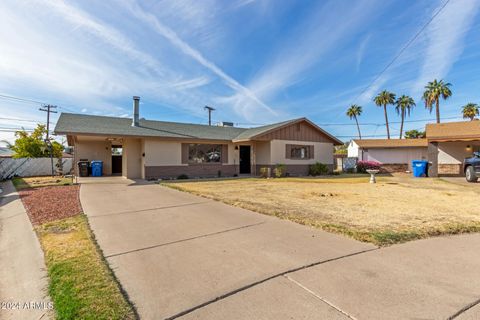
{"left": 163, "top": 175, "right": 480, "bottom": 245}
{"left": 13, "top": 176, "right": 73, "bottom": 190}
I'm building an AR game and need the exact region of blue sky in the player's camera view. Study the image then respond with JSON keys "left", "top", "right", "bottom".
{"left": 1, "top": 0, "right": 480, "bottom": 144}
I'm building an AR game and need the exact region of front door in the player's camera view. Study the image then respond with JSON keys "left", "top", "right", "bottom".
{"left": 112, "top": 145, "right": 122, "bottom": 175}
{"left": 239, "top": 146, "right": 251, "bottom": 174}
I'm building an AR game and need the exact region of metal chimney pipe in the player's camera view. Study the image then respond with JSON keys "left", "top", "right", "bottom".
{"left": 132, "top": 96, "right": 140, "bottom": 127}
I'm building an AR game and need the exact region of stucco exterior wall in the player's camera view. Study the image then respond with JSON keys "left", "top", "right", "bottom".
{"left": 75, "top": 140, "right": 112, "bottom": 175}
{"left": 255, "top": 141, "right": 271, "bottom": 165}
{"left": 143, "top": 138, "right": 241, "bottom": 178}
{"left": 144, "top": 139, "right": 238, "bottom": 165}
{"left": 123, "top": 138, "right": 142, "bottom": 179}
{"left": 144, "top": 140, "right": 183, "bottom": 166}
{"left": 270, "top": 139, "right": 334, "bottom": 165}
{"left": 347, "top": 141, "right": 359, "bottom": 158}
{"left": 363, "top": 147, "right": 427, "bottom": 170}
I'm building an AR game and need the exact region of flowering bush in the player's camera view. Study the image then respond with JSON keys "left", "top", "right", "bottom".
{"left": 357, "top": 160, "right": 382, "bottom": 173}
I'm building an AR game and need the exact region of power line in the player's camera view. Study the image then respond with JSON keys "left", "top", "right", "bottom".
{"left": 336, "top": 134, "right": 390, "bottom": 138}
{"left": 318, "top": 115, "right": 462, "bottom": 126}
{"left": 0, "top": 128, "right": 35, "bottom": 132}
{"left": 349, "top": 0, "right": 451, "bottom": 106}
{"left": 0, "top": 93, "right": 78, "bottom": 113}
{"left": 0, "top": 117, "right": 40, "bottom": 123}
{"left": 0, "top": 126, "right": 36, "bottom": 130}
{"left": 0, "top": 93, "right": 45, "bottom": 105}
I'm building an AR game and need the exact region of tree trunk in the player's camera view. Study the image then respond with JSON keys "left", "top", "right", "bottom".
{"left": 436, "top": 98, "right": 440, "bottom": 123}
{"left": 355, "top": 116, "right": 362, "bottom": 139}
{"left": 384, "top": 104, "right": 390, "bottom": 139}
{"left": 399, "top": 109, "right": 405, "bottom": 139}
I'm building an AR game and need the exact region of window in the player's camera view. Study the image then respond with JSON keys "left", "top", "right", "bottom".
{"left": 111, "top": 146, "right": 122, "bottom": 155}
{"left": 287, "top": 144, "right": 313, "bottom": 159}
{"left": 188, "top": 144, "right": 222, "bottom": 163}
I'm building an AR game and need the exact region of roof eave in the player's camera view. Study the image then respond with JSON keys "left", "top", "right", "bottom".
{"left": 56, "top": 131, "right": 234, "bottom": 142}
{"left": 427, "top": 136, "right": 480, "bottom": 142}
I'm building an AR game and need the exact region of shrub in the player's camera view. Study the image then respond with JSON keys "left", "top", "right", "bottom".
{"left": 273, "top": 164, "right": 286, "bottom": 178}
{"left": 259, "top": 167, "right": 269, "bottom": 178}
{"left": 309, "top": 162, "right": 329, "bottom": 176}
{"left": 356, "top": 160, "right": 382, "bottom": 173}
{"left": 177, "top": 174, "right": 189, "bottom": 179}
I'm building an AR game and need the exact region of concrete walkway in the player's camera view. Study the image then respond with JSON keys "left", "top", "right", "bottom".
{"left": 0, "top": 181, "right": 52, "bottom": 320}
{"left": 80, "top": 177, "right": 480, "bottom": 320}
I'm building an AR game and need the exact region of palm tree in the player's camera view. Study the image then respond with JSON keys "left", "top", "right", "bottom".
{"left": 423, "top": 79, "right": 452, "bottom": 123}
{"left": 373, "top": 90, "right": 396, "bottom": 139}
{"left": 346, "top": 104, "right": 363, "bottom": 139}
{"left": 395, "top": 95, "right": 416, "bottom": 139}
{"left": 462, "top": 103, "right": 479, "bottom": 121}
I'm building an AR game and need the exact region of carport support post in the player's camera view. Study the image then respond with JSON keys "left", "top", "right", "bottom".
{"left": 428, "top": 142, "right": 438, "bottom": 177}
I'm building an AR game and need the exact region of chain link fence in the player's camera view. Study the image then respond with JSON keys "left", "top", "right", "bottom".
{"left": 0, "top": 158, "right": 73, "bottom": 180}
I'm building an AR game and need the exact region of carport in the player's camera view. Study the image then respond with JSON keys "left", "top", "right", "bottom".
{"left": 426, "top": 121, "right": 480, "bottom": 176}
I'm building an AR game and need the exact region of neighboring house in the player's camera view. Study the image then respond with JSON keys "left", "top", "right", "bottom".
{"left": 347, "top": 120, "right": 480, "bottom": 177}
{"left": 426, "top": 121, "right": 480, "bottom": 176}
{"left": 54, "top": 98, "right": 342, "bottom": 179}
{"left": 348, "top": 139, "right": 428, "bottom": 172}
{"left": 0, "top": 147, "right": 13, "bottom": 158}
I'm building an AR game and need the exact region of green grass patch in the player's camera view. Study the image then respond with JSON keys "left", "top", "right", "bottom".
{"left": 13, "top": 176, "right": 73, "bottom": 190}
{"left": 36, "top": 215, "right": 136, "bottom": 320}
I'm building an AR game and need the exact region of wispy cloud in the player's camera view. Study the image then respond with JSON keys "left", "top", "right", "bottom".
{"left": 121, "top": 0, "right": 277, "bottom": 116}
{"left": 38, "top": 0, "right": 165, "bottom": 76}
{"left": 243, "top": 0, "right": 382, "bottom": 106}
{"left": 169, "top": 76, "right": 212, "bottom": 90}
{"left": 412, "top": 0, "right": 480, "bottom": 94}
{"left": 356, "top": 34, "right": 371, "bottom": 72}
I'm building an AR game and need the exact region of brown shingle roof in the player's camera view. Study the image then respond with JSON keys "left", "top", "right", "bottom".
{"left": 353, "top": 139, "right": 428, "bottom": 148}
{"left": 426, "top": 120, "right": 480, "bottom": 141}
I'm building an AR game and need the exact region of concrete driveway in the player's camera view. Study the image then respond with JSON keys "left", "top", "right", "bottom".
{"left": 80, "top": 177, "right": 480, "bottom": 320}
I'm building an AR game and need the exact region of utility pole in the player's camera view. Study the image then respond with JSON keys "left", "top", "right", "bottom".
{"left": 204, "top": 106, "right": 215, "bottom": 126}
{"left": 39, "top": 105, "right": 57, "bottom": 176}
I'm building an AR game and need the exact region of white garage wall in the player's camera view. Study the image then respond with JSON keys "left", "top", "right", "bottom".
{"left": 363, "top": 147, "right": 427, "bottom": 170}
{"left": 347, "top": 141, "right": 359, "bottom": 157}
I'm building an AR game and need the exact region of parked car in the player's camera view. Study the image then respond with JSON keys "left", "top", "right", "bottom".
{"left": 464, "top": 152, "right": 480, "bottom": 182}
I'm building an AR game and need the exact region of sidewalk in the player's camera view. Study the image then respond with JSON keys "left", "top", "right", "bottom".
{"left": 0, "top": 181, "right": 52, "bottom": 320}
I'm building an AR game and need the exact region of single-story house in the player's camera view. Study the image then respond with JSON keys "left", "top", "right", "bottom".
{"left": 347, "top": 120, "right": 480, "bottom": 177}
{"left": 348, "top": 139, "right": 428, "bottom": 172}
{"left": 54, "top": 97, "right": 342, "bottom": 179}
{"left": 426, "top": 120, "right": 480, "bottom": 176}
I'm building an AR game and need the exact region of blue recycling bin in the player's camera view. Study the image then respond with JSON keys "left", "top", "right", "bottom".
{"left": 412, "top": 160, "right": 428, "bottom": 177}
{"left": 91, "top": 160, "right": 103, "bottom": 177}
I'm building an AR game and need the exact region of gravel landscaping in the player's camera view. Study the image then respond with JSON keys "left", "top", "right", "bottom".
{"left": 19, "top": 185, "right": 82, "bottom": 225}
{"left": 13, "top": 178, "right": 136, "bottom": 319}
